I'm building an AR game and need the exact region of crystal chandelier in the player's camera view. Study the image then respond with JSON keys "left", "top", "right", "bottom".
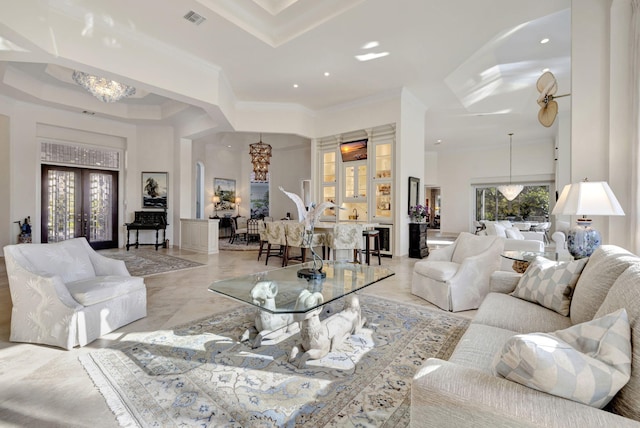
{"left": 249, "top": 134, "right": 272, "bottom": 182}
{"left": 72, "top": 71, "right": 136, "bottom": 103}
{"left": 497, "top": 133, "right": 523, "bottom": 201}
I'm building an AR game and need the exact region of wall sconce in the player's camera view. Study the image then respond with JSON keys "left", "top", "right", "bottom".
{"left": 235, "top": 197, "right": 241, "bottom": 216}
{"left": 212, "top": 195, "right": 220, "bottom": 218}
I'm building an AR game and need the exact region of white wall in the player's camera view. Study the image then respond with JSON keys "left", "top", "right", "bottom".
{"left": 194, "top": 133, "right": 311, "bottom": 221}
{"left": 437, "top": 140, "right": 555, "bottom": 234}
{"left": 0, "top": 96, "right": 189, "bottom": 248}
{"left": 0, "top": 114, "right": 9, "bottom": 246}
{"left": 397, "top": 90, "right": 426, "bottom": 256}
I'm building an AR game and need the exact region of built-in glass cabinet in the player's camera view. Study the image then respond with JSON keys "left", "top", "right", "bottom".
{"left": 316, "top": 123, "right": 395, "bottom": 254}
{"left": 371, "top": 141, "right": 393, "bottom": 222}
{"left": 321, "top": 151, "right": 337, "bottom": 219}
{"left": 344, "top": 161, "right": 367, "bottom": 201}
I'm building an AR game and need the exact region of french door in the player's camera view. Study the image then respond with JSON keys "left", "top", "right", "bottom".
{"left": 41, "top": 165, "right": 119, "bottom": 249}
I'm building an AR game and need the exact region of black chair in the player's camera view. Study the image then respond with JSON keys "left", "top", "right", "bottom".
{"left": 360, "top": 229, "right": 381, "bottom": 265}
{"left": 246, "top": 218, "right": 260, "bottom": 245}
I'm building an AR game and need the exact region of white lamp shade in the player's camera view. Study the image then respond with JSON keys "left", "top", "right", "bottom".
{"left": 552, "top": 181, "right": 625, "bottom": 216}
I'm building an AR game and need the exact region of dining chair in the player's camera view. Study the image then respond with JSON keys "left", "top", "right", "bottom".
{"left": 246, "top": 218, "right": 260, "bottom": 245}
{"left": 257, "top": 220, "right": 268, "bottom": 261}
{"left": 325, "top": 224, "right": 363, "bottom": 262}
{"left": 230, "top": 217, "right": 248, "bottom": 244}
{"left": 264, "top": 221, "right": 287, "bottom": 266}
{"left": 284, "top": 222, "right": 325, "bottom": 266}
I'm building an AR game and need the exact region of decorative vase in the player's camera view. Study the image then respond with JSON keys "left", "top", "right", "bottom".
{"left": 567, "top": 218, "right": 601, "bottom": 259}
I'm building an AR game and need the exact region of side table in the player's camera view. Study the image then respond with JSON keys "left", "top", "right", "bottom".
{"left": 409, "top": 222, "right": 429, "bottom": 259}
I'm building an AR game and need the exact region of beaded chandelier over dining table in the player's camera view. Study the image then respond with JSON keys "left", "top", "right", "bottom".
{"left": 249, "top": 134, "right": 272, "bottom": 181}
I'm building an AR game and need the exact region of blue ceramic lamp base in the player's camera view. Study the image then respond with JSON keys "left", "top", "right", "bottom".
{"left": 567, "top": 218, "right": 601, "bottom": 259}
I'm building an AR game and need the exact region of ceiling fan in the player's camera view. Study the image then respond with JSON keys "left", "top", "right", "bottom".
{"left": 536, "top": 71, "right": 570, "bottom": 127}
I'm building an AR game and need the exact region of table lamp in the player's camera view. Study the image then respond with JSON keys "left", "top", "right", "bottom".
{"left": 235, "top": 197, "right": 241, "bottom": 216}
{"left": 551, "top": 179, "right": 624, "bottom": 258}
{"left": 212, "top": 195, "right": 220, "bottom": 218}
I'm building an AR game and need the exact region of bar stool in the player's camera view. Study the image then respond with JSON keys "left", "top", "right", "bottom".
{"left": 361, "top": 229, "right": 382, "bottom": 265}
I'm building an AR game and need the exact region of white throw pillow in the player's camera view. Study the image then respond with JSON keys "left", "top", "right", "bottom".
{"left": 485, "top": 222, "right": 507, "bottom": 238}
{"left": 511, "top": 257, "right": 588, "bottom": 316}
{"left": 505, "top": 227, "right": 525, "bottom": 240}
{"left": 493, "top": 308, "right": 632, "bottom": 409}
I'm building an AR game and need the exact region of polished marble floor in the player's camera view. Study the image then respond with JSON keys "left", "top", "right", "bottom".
{"left": 0, "top": 231, "right": 469, "bottom": 427}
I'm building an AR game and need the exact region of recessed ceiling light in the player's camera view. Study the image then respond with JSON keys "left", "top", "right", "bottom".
{"left": 362, "top": 41, "right": 379, "bottom": 49}
{"left": 540, "top": 38, "right": 550, "bottom": 44}
{"left": 227, "top": 145, "right": 232, "bottom": 148}
{"left": 293, "top": 83, "right": 299, "bottom": 88}
{"left": 355, "top": 52, "right": 389, "bottom": 62}
{"left": 324, "top": 72, "right": 330, "bottom": 77}
{"left": 435, "top": 139, "right": 442, "bottom": 145}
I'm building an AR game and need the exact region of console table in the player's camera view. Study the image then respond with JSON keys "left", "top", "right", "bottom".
{"left": 125, "top": 211, "right": 168, "bottom": 251}
{"left": 409, "top": 222, "right": 429, "bottom": 258}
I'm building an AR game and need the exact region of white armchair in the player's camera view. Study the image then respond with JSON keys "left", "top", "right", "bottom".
{"left": 3, "top": 238, "right": 146, "bottom": 349}
{"left": 411, "top": 232, "right": 505, "bottom": 312}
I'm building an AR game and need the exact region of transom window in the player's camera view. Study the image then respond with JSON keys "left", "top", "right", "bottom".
{"left": 474, "top": 184, "right": 550, "bottom": 221}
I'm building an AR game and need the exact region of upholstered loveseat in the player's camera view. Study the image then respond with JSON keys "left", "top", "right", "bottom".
{"left": 411, "top": 245, "right": 640, "bottom": 427}
{"left": 4, "top": 238, "right": 146, "bottom": 350}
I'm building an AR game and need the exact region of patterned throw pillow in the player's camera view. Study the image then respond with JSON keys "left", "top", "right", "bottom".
{"left": 493, "top": 309, "right": 632, "bottom": 408}
{"left": 511, "top": 257, "right": 588, "bottom": 316}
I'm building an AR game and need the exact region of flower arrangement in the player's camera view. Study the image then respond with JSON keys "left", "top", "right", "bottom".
{"left": 409, "top": 204, "right": 428, "bottom": 221}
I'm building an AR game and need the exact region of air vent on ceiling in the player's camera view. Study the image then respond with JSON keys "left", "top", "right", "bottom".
{"left": 184, "top": 10, "right": 206, "bottom": 25}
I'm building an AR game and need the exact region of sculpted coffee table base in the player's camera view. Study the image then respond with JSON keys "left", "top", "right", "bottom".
{"left": 209, "top": 261, "right": 394, "bottom": 367}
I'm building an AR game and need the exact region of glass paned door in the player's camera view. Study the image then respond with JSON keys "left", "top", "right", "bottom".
{"left": 42, "top": 165, "right": 118, "bottom": 249}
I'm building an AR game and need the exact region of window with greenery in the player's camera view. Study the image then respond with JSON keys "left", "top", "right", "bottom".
{"left": 475, "top": 184, "right": 550, "bottom": 221}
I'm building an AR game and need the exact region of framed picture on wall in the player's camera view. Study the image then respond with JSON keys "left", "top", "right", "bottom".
{"left": 214, "top": 178, "right": 236, "bottom": 211}
{"left": 142, "top": 172, "right": 168, "bottom": 208}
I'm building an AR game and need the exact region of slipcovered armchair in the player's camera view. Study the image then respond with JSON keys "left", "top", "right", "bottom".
{"left": 411, "top": 232, "right": 505, "bottom": 312}
{"left": 3, "top": 238, "right": 146, "bottom": 350}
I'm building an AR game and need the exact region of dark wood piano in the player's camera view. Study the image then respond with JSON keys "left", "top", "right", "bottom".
{"left": 125, "top": 211, "right": 168, "bottom": 251}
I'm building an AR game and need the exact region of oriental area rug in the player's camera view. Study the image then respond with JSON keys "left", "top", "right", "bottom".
{"left": 218, "top": 237, "right": 261, "bottom": 251}
{"left": 79, "top": 295, "right": 469, "bottom": 427}
{"left": 98, "top": 249, "right": 204, "bottom": 277}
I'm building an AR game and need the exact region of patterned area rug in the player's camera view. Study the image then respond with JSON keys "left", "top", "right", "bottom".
{"left": 79, "top": 295, "right": 469, "bottom": 427}
{"left": 218, "top": 237, "right": 261, "bottom": 251}
{"left": 98, "top": 249, "right": 205, "bottom": 277}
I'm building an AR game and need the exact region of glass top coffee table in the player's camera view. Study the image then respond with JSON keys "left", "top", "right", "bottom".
{"left": 209, "top": 261, "right": 395, "bottom": 364}
{"left": 501, "top": 250, "right": 573, "bottom": 273}
{"left": 208, "top": 260, "right": 395, "bottom": 314}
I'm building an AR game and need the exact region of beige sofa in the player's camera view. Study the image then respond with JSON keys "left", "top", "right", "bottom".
{"left": 411, "top": 245, "right": 640, "bottom": 427}
{"left": 4, "top": 238, "right": 146, "bottom": 350}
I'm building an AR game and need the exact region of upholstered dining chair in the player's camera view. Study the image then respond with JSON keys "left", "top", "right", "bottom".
{"left": 411, "top": 232, "right": 505, "bottom": 312}
{"left": 284, "top": 222, "right": 325, "bottom": 266}
{"left": 264, "top": 221, "right": 287, "bottom": 266}
{"left": 257, "top": 220, "right": 268, "bottom": 261}
{"left": 230, "top": 217, "right": 248, "bottom": 244}
{"left": 325, "top": 224, "right": 363, "bottom": 262}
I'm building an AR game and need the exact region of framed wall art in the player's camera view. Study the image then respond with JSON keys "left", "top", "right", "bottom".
{"left": 142, "top": 172, "right": 168, "bottom": 209}
{"left": 214, "top": 178, "right": 236, "bottom": 211}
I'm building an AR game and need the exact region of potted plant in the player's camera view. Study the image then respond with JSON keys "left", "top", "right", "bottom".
{"left": 409, "top": 205, "right": 428, "bottom": 223}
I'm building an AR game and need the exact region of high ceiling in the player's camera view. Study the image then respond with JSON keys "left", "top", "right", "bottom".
{"left": 0, "top": 0, "right": 571, "bottom": 150}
